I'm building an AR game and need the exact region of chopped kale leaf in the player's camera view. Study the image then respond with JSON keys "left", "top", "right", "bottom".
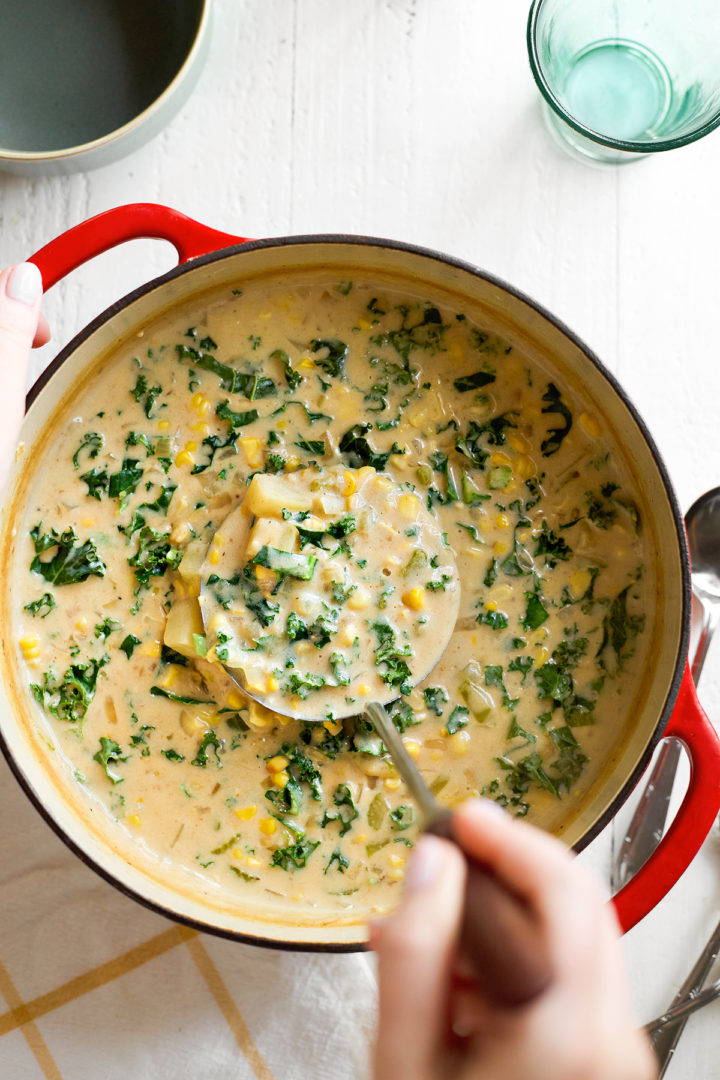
{"left": 30, "top": 524, "right": 106, "bottom": 586}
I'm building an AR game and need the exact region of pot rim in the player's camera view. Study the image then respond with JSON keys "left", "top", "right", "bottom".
{"left": 12, "top": 231, "right": 691, "bottom": 947}
{"left": 0, "top": 0, "right": 211, "bottom": 165}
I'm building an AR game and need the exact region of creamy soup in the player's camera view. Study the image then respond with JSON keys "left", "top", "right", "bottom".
{"left": 10, "top": 271, "right": 652, "bottom": 923}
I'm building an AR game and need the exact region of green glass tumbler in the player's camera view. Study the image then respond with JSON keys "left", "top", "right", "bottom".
{"left": 527, "top": 0, "right": 720, "bottom": 164}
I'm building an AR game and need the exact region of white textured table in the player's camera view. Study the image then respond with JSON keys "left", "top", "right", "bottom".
{"left": 1, "top": 2, "right": 719, "bottom": 1076}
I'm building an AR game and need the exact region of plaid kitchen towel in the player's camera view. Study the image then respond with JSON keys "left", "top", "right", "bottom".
{"left": 0, "top": 753, "right": 377, "bottom": 1080}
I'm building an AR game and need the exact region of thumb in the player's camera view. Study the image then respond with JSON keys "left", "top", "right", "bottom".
{"left": 371, "top": 835, "right": 466, "bottom": 1080}
{"left": 0, "top": 263, "right": 44, "bottom": 494}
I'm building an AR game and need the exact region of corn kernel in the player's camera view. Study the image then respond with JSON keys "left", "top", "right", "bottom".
{"left": 343, "top": 470, "right": 358, "bottom": 496}
{"left": 157, "top": 419, "right": 171, "bottom": 431}
{"left": 357, "top": 683, "right": 371, "bottom": 696}
{"left": 184, "top": 441, "right": 197, "bottom": 453}
{"left": 298, "top": 357, "right": 314, "bottom": 369}
{"left": 507, "top": 431, "right": 532, "bottom": 453}
{"left": 227, "top": 691, "right": 244, "bottom": 709}
{"left": 323, "top": 717, "right": 343, "bottom": 736}
{"left": 384, "top": 777, "right": 402, "bottom": 791}
{"left": 266, "top": 674, "right": 279, "bottom": 692}
{"left": 81, "top": 517, "right": 96, "bottom": 529}
{"left": 141, "top": 640, "right": 162, "bottom": 658}
{"left": 484, "top": 600, "right": 498, "bottom": 612}
{"left": 449, "top": 730, "right": 471, "bottom": 756}
{"left": 493, "top": 541, "right": 509, "bottom": 555}
{"left": 285, "top": 455, "right": 301, "bottom": 471}
{"left": 389, "top": 853, "right": 406, "bottom": 867}
{"left": 356, "top": 316, "right": 372, "bottom": 331}
{"left": 570, "top": 569, "right": 592, "bottom": 598}
{"left": 74, "top": 616, "right": 89, "bottom": 632}
{"left": 579, "top": 411, "right": 602, "bottom": 438}
{"left": 266, "top": 755, "right": 289, "bottom": 773}
{"left": 402, "top": 587, "right": 425, "bottom": 611}
{"left": 347, "top": 587, "right": 370, "bottom": 611}
{"left": 191, "top": 393, "right": 211, "bottom": 417}
{"left": 535, "top": 645, "right": 550, "bottom": 667}
{"left": 271, "top": 770, "right": 289, "bottom": 788}
{"left": 490, "top": 451, "right": 512, "bottom": 467}
{"left": 254, "top": 565, "right": 276, "bottom": 587}
{"left": 246, "top": 856, "right": 262, "bottom": 869}
{"left": 239, "top": 437, "right": 262, "bottom": 468}
{"left": 259, "top": 817, "right": 277, "bottom": 836}
{"left": 495, "top": 513, "right": 510, "bottom": 528}
{"left": 160, "top": 664, "right": 183, "bottom": 689}
{"left": 19, "top": 634, "right": 39, "bottom": 652}
{"left": 514, "top": 454, "right": 536, "bottom": 479}
{"left": 174, "top": 450, "right": 194, "bottom": 468}
{"left": 208, "top": 547, "right": 221, "bottom": 566}
{"left": 403, "top": 739, "right": 421, "bottom": 760}
{"left": 398, "top": 494, "right": 420, "bottom": 519}
{"left": 388, "top": 867, "right": 405, "bottom": 881}
{"left": 128, "top": 815, "right": 142, "bottom": 828}
{"left": 353, "top": 832, "right": 368, "bottom": 844}
{"left": 190, "top": 421, "right": 209, "bottom": 436}
{"left": 374, "top": 476, "right": 393, "bottom": 492}
{"left": 232, "top": 848, "right": 245, "bottom": 860}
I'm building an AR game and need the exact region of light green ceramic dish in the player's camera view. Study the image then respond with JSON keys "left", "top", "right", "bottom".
{"left": 0, "top": 0, "right": 211, "bottom": 175}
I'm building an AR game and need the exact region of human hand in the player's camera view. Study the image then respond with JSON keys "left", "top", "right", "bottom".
{"left": 371, "top": 799, "right": 656, "bottom": 1080}
{"left": 0, "top": 263, "right": 50, "bottom": 493}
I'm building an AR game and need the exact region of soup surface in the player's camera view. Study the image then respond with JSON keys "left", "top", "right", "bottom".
{"left": 10, "top": 270, "right": 652, "bottom": 924}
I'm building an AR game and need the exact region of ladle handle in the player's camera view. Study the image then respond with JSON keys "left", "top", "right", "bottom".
{"left": 425, "top": 810, "right": 553, "bottom": 1007}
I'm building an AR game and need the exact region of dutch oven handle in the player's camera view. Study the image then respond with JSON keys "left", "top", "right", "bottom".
{"left": 29, "top": 202, "right": 248, "bottom": 288}
{"left": 27, "top": 205, "right": 720, "bottom": 936}
{"left": 612, "top": 663, "right": 720, "bottom": 932}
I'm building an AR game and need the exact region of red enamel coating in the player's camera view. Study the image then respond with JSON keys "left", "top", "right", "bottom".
{"left": 29, "top": 202, "right": 246, "bottom": 288}
{"left": 24, "top": 203, "right": 720, "bottom": 935}
{"left": 612, "top": 664, "right": 720, "bottom": 931}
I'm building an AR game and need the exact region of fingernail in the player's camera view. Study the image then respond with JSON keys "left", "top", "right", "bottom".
{"left": 404, "top": 835, "right": 446, "bottom": 893}
{"left": 6, "top": 263, "right": 42, "bottom": 306}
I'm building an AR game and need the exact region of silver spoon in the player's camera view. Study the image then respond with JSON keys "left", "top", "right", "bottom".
{"left": 614, "top": 486, "right": 720, "bottom": 887}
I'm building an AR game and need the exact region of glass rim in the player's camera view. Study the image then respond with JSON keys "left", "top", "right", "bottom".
{"left": 527, "top": 0, "right": 720, "bottom": 153}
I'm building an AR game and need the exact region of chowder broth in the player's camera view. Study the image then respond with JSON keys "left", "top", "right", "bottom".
{"left": 10, "top": 271, "right": 653, "bottom": 923}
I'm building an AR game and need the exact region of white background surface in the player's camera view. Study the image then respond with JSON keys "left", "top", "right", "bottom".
{"left": 1, "top": 1, "right": 720, "bottom": 1076}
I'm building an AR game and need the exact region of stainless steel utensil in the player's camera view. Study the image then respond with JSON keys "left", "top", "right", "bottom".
{"left": 645, "top": 916, "right": 720, "bottom": 1072}
{"left": 614, "top": 486, "right": 720, "bottom": 887}
{"left": 197, "top": 498, "right": 462, "bottom": 721}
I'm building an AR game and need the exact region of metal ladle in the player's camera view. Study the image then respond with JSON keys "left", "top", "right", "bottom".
{"left": 199, "top": 509, "right": 553, "bottom": 1007}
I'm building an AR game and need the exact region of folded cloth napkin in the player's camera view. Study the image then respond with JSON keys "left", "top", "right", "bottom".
{"left": 0, "top": 753, "right": 377, "bottom": 1080}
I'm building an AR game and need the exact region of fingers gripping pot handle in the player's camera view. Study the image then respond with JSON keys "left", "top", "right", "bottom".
{"left": 29, "top": 202, "right": 247, "bottom": 290}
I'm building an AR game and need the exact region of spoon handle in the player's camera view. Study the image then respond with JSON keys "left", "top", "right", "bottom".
{"left": 426, "top": 810, "right": 554, "bottom": 1007}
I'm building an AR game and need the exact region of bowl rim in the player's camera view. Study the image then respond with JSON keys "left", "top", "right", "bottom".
{"left": 11, "top": 231, "right": 691, "bottom": 948}
{"left": 0, "top": 0, "right": 211, "bottom": 164}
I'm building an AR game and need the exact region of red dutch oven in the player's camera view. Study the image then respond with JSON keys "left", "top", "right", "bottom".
{"left": 0, "top": 202, "right": 718, "bottom": 949}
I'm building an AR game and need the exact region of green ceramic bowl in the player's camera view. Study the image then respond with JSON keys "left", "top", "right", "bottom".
{"left": 0, "top": 0, "right": 211, "bottom": 175}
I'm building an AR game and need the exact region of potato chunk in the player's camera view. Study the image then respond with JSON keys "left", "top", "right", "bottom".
{"left": 244, "top": 473, "right": 312, "bottom": 517}
{"left": 164, "top": 598, "right": 205, "bottom": 659}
